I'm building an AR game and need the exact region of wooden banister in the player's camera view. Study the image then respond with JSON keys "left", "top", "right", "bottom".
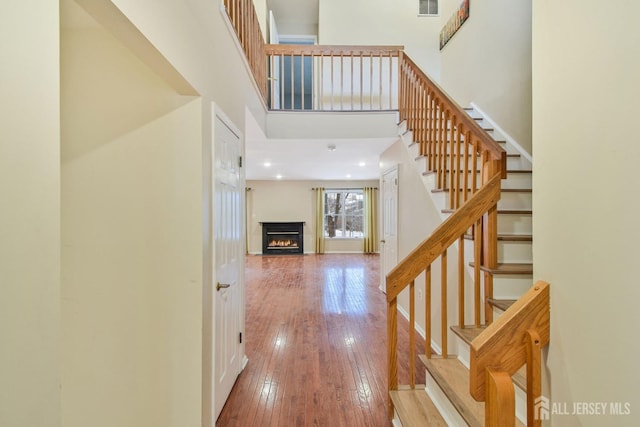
{"left": 386, "top": 173, "right": 502, "bottom": 302}
{"left": 265, "top": 44, "right": 404, "bottom": 56}
{"left": 399, "top": 55, "right": 506, "bottom": 175}
{"left": 469, "top": 281, "right": 550, "bottom": 401}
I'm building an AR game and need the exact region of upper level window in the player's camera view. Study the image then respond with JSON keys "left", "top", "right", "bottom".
{"left": 419, "top": 0, "right": 438, "bottom": 16}
{"left": 324, "top": 190, "right": 364, "bottom": 238}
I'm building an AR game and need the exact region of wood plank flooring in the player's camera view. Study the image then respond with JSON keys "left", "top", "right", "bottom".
{"left": 216, "top": 254, "right": 425, "bottom": 426}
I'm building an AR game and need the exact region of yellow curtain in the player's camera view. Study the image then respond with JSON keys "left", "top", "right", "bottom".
{"left": 363, "top": 187, "right": 378, "bottom": 253}
{"left": 314, "top": 187, "right": 325, "bottom": 254}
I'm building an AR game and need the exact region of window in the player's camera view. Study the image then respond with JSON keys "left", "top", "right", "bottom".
{"left": 324, "top": 190, "right": 364, "bottom": 238}
{"left": 419, "top": 0, "right": 438, "bottom": 16}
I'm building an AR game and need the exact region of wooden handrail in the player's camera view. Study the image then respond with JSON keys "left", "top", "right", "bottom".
{"left": 265, "top": 44, "right": 404, "bottom": 56}
{"left": 386, "top": 173, "right": 501, "bottom": 302}
{"left": 400, "top": 55, "right": 506, "bottom": 173}
{"left": 470, "top": 281, "right": 550, "bottom": 401}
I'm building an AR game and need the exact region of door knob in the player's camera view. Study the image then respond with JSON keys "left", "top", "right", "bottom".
{"left": 216, "top": 282, "right": 231, "bottom": 291}
{"left": 380, "top": 239, "right": 386, "bottom": 243}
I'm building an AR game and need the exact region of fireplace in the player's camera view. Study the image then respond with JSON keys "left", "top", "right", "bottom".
{"left": 261, "top": 222, "right": 304, "bottom": 255}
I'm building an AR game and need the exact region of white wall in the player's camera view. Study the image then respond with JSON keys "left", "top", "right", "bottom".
{"left": 247, "top": 180, "right": 377, "bottom": 254}
{"left": 533, "top": 1, "right": 640, "bottom": 425}
{"left": 61, "top": 23, "right": 202, "bottom": 427}
{"left": 379, "top": 141, "right": 466, "bottom": 350}
{"left": 318, "top": 0, "right": 441, "bottom": 79}
{"left": 440, "top": 0, "right": 532, "bottom": 154}
{"left": 0, "top": 2, "right": 61, "bottom": 426}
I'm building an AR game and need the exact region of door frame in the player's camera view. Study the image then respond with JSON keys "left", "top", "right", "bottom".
{"left": 380, "top": 165, "right": 399, "bottom": 293}
{"left": 203, "top": 103, "right": 247, "bottom": 426}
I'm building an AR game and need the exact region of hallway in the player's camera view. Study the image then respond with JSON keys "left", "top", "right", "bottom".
{"left": 216, "top": 254, "right": 423, "bottom": 426}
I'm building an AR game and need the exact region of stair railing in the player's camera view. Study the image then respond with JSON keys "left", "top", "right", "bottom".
{"left": 264, "top": 44, "right": 403, "bottom": 111}
{"left": 386, "top": 54, "right": 506, "bottom": 419}
{"left": 223, "top": 0, "right": 268, "bottom": 101}
{"left": 470, "top": 281, "right": 550, "bottom": 426}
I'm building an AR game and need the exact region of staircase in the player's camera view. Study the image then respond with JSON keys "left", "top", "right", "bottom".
{"left": 387, "top": 52, "right": 550, "bottom": 427}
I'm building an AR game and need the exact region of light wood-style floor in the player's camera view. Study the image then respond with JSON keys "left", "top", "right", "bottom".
{"left": 216, "top": 254, "right": 424, "bottom": 426}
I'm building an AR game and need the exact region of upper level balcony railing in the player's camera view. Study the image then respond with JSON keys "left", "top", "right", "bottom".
{"left": 265, "top": 45, "right": 403, "bottom": 111}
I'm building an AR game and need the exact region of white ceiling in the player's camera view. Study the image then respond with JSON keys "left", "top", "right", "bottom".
{"left": 62, "top": 0, "right": 393, "bottom": 181}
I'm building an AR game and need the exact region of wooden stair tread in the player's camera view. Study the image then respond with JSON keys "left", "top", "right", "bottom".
{"left": 469, "top": 262, "right": 533, "bottom": 275}
{"left": 451, "top": 325, "right": 485, "bottom": 345}
{"left": 464, "top": 233, "right": 532, "bottom": 242}
{"left": 420, "top": 356, "right": 526, "bottom": 426}
{"left": 442, "top": 208, "right": 532, "bottom": 215}
{"left": 488, "top": 298, "right": 517, "bottom": 311}
{"left": 451, "top": 327, "right": 529, "bottom": 392}
{"left": 390, "top": 387, "right": 448, "bottom": 426}
{"left": 420, "top": 356, "right": 485, "bottom": 427}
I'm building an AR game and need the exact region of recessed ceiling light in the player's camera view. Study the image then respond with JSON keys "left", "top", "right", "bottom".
{"left": 263, "top": 161, "right": 271, "bottom": 167}
{"left": 346, "top": 174, "right": 352, "bottom": 178}
{"left": 358, "top": 161, "right": 366, "bottom": 167}
{"left": 276, "top": 174, "right": 283, "bottom": 180}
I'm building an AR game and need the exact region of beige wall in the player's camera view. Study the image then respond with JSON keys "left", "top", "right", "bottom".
{"left": 533, "top": 1, "right": 640, "bottom": 424}
{"left": 318, "top": 0, "right": 441, "bottom": 79}
{"left": 440, "top": 0, "right": 532, "bottom": 154}
{"left": 61, "top": 23, "right": 202, "bottom": 427}
{"left": 247, "top": 180, "right": 377, "bottom": 254}
{"left": 379, "top": 141, "right": 467, "bottom": 349}
{"left": 0, "top": 2, "right": 61, "bottom": 426}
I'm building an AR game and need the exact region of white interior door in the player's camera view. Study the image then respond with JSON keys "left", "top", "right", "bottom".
{"left": 213, "top": 111, "right": 244, "bottom": 419}
{"left": 269, "top": 10, "right": 281, "bottom": 109}
{"left": 381, "top": 166, "right": 398, "bottom": 292}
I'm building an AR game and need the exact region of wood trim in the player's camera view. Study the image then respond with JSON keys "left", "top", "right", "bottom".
{"left": 470, "top": 281, "right": 550, "bottom": 401}
{"left": 400, "top": 54, "right": 506, "bottom": 167}
{"left": 386, "top": 174, "right": 502, "bottom": 302}
{"left": 485, "top": 369, "right": 515, "bottom": 427}
{"left": 265, "top": 44, "right": 404, "bottom": 56}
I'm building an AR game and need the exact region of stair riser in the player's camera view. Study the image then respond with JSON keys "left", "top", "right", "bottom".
{"left": 425, "top": 372, "right": 469, "bottom": 427}
{"left": 497, "top": 192, "right": 532, "bottom": 210}
{"left": 493, "top": 275, "right": 535, "bottom": 300}
{"left": 463, "top": 240, "right": 532, "bottom": 264}
{"left": 497, "top": 240, "right": 533, "bottom": 263}
{"left": 498, "top": 214, "right": 532, "bottom": 235}
{"left": 439, "top": 191, "right": 531, "bottom": 210}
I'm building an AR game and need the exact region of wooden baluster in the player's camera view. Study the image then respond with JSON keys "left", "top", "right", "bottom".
{"left": 482, "top": 157, "right": 499, "bottom": 325}
{"left": 350, "top": 52, "right": 354, "bottom": 110}
{"left": 340, "top": 52, "right": 344, "bottom": 109}
{"left": 330, "top": 52, "right": 334, "bottom": 111}
{"left": 387, "top": 298, "right": 398, "bottom": 418}
{"left": 418, "top": 82, "right": 425, "bottom": 155}
{"left": 290, "top": 52, "right": 294, "bottom": 110}
{"left": 379, "top": 51, "right": 383, "bottom": 110}
{"left": 425, "top": 266, "right": 432, "bottom": 358}
{"left": 422, "top": 84, "right": 428, "bottom": 156}
{"left": 448, "top": 116, "right": 456, "bottom": 210}
{"left": 458, "top": 235, "right": 465, "bottom": 328}
{"left": 409, "top": 280, "right": 415, "bottom": 389}
{"left": 474, "top": 217, "right": 482, "bottom": 327}
{"left": 454, "top": 123, "right": 463, "bottom": 209}
{"left": 280, "top": 54, "right": 285, "bottom": 110}
{"left": 527, "top": 329, "right": 543, "bottom": 427}
{"left": 428, "top": 91, "right": 435, "bottom": 172}
{"left": 471, "top": 137, "right": 478, "bottom": 194}
{"left": 440, "top": 110, "right": 450, "bottom": 193}
{"left": 369, "top": 51, "right": 374, "bottom": 109}
{"left": 485, "top": 369, "right": 515, "bottom": 427}
{"left": 389, "top": 52, "right": 393, "bottom": 110}
{"left": 360, "top": 52, "right": 364, "bottom": 110}
{"left": 301, "top": 51, "right": 305, "bottom": 110}
{"left": 441, "top": 249, "right": 448, "bottom": 358}
{"left": 463, "top": 130, "right": 471, "bottom": 202}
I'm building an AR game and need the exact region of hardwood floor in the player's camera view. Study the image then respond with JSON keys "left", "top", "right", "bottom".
{"left": 216, "top": 254, "right": 425, "bottom": 426}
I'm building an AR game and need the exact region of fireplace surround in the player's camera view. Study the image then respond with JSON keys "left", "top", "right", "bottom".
{"left": 261, "top": 222, "right": 304, "bottom": 255}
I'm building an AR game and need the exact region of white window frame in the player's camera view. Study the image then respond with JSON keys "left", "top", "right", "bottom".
{"left": 418, "top": 0, "right": 439, "bottom": 16}
{"left": 323, "top": 189, "right": 364, "bottom": 239}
